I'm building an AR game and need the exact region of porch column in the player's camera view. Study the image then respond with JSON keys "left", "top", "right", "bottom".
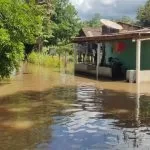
{"left": 85, "top": 43, "right": 88, "bottom": 63}
{"left": 73, "top": 43, "right": 77, "bottom": 64}
{"left": 135, "top": 81, "right": 140, "bottom": 126}
{"left": 96, "top": 43, "right": 101, "bottom": 79}
{"left": 136, "top": 39, "right": 141, "bottom": 84}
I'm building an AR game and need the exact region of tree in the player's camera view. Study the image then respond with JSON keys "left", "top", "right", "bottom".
{"left": 116, "top": 16, "right": 135, "bottom": 25}
{"left": 54, "top": 43, "right": 73, "bottom": 67}
{"left": 38, "top": 0, "right": 53, "bottom": 41}
{"left": 30, "top": 0, "right": 53, "bottom": 52}
{"left": 82, "top": 13, "right": 101, "bottom": 27}
{"left": 49, "top": 0, "right": 81, "bottom": 45}
{"left": 137, "top": 0, "right": 150, "bottom": 27}
{"left": 0, "top": 0, "right": 43, "bottom": 78}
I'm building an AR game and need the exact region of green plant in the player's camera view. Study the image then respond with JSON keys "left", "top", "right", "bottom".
{"left": 0, "top": 0, "right": 43, "bottom": 78}
{"left": 28, "top": 52, "right": 61, "bottom": 68}
{"left": 137, "top": 0, "right": 150, "bottom": 26}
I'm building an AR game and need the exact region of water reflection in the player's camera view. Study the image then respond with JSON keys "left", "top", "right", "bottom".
{"left": 0, "top": 64, "right": 150, "bottom": 149}
{"left": 50, "top": 84, "right": 150, "bottom": 150}
{"left": 0, "top": 86, "right": 76, "bottom": 150}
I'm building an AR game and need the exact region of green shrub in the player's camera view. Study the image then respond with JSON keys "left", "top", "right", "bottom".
{"left": 0, "top": 0, "right": 43, "bottom": 79}
{"left": 28, "top": 52, "right": 61, "bottom": 68}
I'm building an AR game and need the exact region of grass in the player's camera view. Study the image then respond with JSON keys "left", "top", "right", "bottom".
{"left": 28, "top": 52, "right": 75, "bottom": 74}
{"left": 28, "top": 52, "right": 61, "bottom": 68}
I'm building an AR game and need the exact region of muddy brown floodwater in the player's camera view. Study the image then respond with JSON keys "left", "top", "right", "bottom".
{"left": 1, "top": 63, "right": 150, "bottom": 150}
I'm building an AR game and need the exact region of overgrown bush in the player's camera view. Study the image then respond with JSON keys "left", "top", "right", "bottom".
{"left": 0, "top": 0, "right": 43, "bottom": 79}
{"left": 28, "top": 52, "right": 61, "bottom": 68}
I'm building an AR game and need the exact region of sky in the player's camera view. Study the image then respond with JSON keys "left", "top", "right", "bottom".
{"left": 70, "top": 0, "right": 147, "bottom": 20}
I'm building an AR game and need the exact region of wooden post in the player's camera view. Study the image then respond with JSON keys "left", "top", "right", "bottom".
{"left": 96, "top": 43, "right": 101, "bottom": 79}
{"left": 136, "top": 39, "right": 141, "bottom": 84}
{"left": 85, "top": 43, "right": 88, "bottom": 63}
{"left": 73, "top": 43, "right": 78, "bottom": 75}
{"left": 73, "top": 43, "right": 77, "bottom": 64}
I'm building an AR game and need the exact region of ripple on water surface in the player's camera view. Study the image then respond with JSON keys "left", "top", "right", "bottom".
{"left": 0, "top": 65, "right": 150, "bottom": 150}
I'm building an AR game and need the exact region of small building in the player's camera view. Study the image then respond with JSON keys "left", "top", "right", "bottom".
{"left": 73, "top": 22, "right": 150, "bottom": 83}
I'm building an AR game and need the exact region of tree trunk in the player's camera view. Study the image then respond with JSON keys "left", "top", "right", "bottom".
{"left": 58, "top": 54, "right": 61, "bottom": 71}
{"left": 64, "top": 51, "right": 67, "bottom": 68}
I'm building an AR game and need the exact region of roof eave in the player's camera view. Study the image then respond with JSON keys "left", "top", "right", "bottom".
{"left": 72, "top": 32, "right": 150, "bottom": 43}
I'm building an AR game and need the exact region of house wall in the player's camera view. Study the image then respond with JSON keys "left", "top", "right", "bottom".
{"left": 141, "top": 40, "right": 150, "bottom": 70}
{"left": 105, "top": 40, "right": 136, "bottom": 69}
{"left": 105, "top": 39, "right": 150, "bottom": 70}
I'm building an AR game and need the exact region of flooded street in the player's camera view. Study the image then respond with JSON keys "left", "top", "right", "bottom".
{"left": 1, "top": 63, "right": 150, "bottom": 150}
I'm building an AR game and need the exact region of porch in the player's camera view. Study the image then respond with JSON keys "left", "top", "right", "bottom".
{"left": 73, "top": 29, "right": 150, "bottom": 83}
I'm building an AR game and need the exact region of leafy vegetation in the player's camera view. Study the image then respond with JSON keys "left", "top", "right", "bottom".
{"left": 116, "top": 16, "right": 135, "bottom": 25}
{"left": 28, "top": 0, "right": 80, "bottom": 70}
{"left": 0, "top": 0, "right": 43, "bottom": 78}
{"left": 137, "top": 0, "right": 150, "bottom": 27}
{"left": 28, "top": 52, "right": 61, "bottom": 68}
{"left": 82, "top": 13, "right": 101, "bottom": 27}
{"left": 49, "top": 0, "right": 81, "bottom": 45}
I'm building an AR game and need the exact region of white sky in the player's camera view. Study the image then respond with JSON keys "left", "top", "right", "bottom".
{"left": 70, "top": 0, "right": 147, "bottom": 20}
